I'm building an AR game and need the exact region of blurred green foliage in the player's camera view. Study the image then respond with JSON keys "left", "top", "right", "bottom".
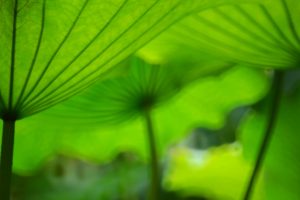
{"left": 0, "top": 0, "right": 299, "bottom": 199}
{"left": 0, "top": 58, "right": 269, "bottom": 173}
{"left": 240, "top": 70, "right": 300, "bottom": 200}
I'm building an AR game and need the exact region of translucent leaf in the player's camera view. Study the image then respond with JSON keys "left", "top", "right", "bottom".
{"left": 0, "top": 0, "right": 252, "bottom": 119}
{"left": 163, "top": 0, "right": 300, "bottom": 69}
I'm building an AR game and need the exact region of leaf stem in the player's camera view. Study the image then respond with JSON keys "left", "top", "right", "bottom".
{"left": 0, "top": 119, "right": 16, "bottom": 200}
{"left": 144, "top": 110, "right": 160, "bottom": 200}
{"left": 243, "top": 70, "right": 285, "bottom": 200}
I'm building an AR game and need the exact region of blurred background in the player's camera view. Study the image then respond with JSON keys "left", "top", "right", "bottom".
{"left": 8, "top": 67, "right": 300, "bottom": 200}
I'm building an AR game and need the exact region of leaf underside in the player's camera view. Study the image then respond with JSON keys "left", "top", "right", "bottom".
{"left": 0, "top": 0, "right": 256, "bottom": 119}
{"left": 165, "top": 0, "right": 300, "bottom": 69}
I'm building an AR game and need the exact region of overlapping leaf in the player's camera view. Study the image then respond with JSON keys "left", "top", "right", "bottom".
{"left": 137, "top": 28, "right": 234, "bottom": 82}
{"left": 160, "top": 0, "right": 300, "bottom": 69}
{"left": 0, "top": 0, "right": 254, "bottom": 119}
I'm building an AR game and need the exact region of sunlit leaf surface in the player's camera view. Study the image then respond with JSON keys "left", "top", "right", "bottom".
{"left": 164, "top": 0, "right": 300, "bottom": 68}
{"left": 0, "top": 0, "right": 249, "bottom": 119}
{"left": 137, "top": 26, "right": 234, "bottom": 80}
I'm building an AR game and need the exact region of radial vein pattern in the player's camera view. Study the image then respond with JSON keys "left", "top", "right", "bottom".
{"left": 0, "top": 0, "right": 244, "bottom": 119}
{"left": 167, "top": 0, "right": 300, "bottom": 69}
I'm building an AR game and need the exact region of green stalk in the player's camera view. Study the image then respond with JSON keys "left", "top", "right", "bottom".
{"left": 144, "top": 110, "right": 160, "bottom": 200}
{"left": 243, "top": 70, "right": 284, "bottom": 200}
{"left": 0, "top": 119, "right": 16, "bottom": 200}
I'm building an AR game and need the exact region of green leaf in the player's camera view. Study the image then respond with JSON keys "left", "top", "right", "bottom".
{"left": 239, "top": 80, "right": 300, "bottom": 200}
{"left": 0, "top": 0, "right": 252, "bottom": 119}
{"left": 3, "top": 58, "right": 269, "bottom": 173}
{"left": 137, "top": 25, "right": 235, "bottom": 83}
{"left": 163, "top": 0, "right": 300, "bottom": 69}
